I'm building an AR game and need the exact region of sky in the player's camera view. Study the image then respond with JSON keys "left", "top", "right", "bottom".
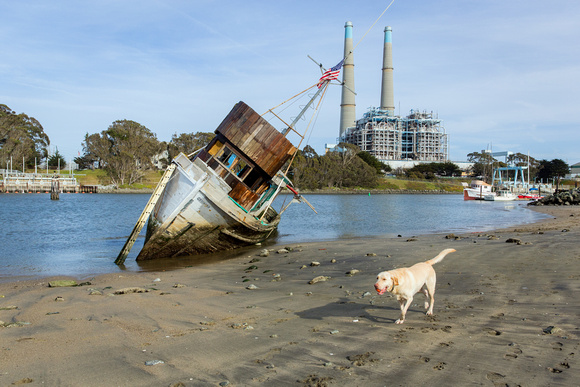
{"left": 1, "top": 0, "right": 579, "bottom": 165}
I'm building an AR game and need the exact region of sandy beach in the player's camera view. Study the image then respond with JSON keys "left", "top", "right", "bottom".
{"left": 1, "top": 205, "right": 579, "bottom": 386}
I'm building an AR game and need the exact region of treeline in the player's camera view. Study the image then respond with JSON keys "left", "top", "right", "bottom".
{"left": 289, "top": 143, "right": 389, "bottom": 190}
{"left": 78, "top": 120, "right": 214, "bottom": 186}
{"left": 0, "top": 104, "right": 50, "bottom": 169}
{"left": 467, "top": 151, "right": 570, "bottom": 183}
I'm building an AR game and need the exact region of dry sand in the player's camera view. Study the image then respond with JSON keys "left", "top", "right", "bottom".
{"left": 1, "top": 206, "right": 579, "bottom": 386}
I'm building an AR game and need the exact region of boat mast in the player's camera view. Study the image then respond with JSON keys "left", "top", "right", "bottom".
{"left": 281, "top": 82, "right": 328, "bottom": 136}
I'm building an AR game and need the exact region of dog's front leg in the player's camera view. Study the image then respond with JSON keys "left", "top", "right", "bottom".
{"left": 396, "top": 296, "right": 413, "bottom": 324}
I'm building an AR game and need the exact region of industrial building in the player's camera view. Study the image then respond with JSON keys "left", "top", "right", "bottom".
{"left": 337, "top": 24, "right": 449, "bottom": 165}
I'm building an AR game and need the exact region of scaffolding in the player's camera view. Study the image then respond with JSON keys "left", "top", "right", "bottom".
{"left": 341, "top": 108, "right": 448, "bottom": 163}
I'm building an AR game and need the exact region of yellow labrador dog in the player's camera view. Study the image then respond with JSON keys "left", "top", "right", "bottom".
{"left": 374, "top": 248, "right": 456, "bottom": 324}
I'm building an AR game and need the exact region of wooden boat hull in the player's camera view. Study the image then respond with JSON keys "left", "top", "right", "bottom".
{"left": 137, "top": 154, "right": 280, "bottom": 260}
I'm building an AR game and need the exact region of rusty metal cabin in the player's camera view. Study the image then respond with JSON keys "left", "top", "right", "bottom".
{"left": 196, "top": 101, "right": 296, "bottom": 211}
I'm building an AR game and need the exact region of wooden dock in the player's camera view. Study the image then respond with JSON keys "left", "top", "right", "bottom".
{"left": 1, "top": 171, "right": 80, "bottom": 193}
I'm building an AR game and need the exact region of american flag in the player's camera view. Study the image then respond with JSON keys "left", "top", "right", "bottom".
{"left": 317, "top": 59, "right": 344, "bottom": 88}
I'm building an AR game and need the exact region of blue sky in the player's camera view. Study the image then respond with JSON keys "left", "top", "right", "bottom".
{"left": 1, "top": 0, "right": 579, "bottom": 165}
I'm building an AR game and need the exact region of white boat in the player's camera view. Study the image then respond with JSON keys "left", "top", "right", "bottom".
{"left": 462, "top": 180, "right": 493, "bottom": 200}
{"left": 484, "top": 189, "right": 517, "bottom": 201}
{"left": 116, "top": 69, "right": 335, "bottom": 264}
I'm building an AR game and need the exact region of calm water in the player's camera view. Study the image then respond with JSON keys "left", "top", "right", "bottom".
{"left": 0, "top": 193, "right": 550, "bottom": 283}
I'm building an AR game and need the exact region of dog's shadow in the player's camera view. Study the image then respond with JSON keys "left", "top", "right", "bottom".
{"left": 295, "top": 297, "right": 405, "bottom": 324}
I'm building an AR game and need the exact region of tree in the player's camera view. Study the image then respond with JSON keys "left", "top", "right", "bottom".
{"left": 357, "top": 151, "right": 391, "bottom": 174}
{"left": 536, "top": 159, "right": 569, "bottom": 183}
{"left": 82, "top": 120, "right": 162, "bottom": 186}
{"left": 467, "top": 151, "right": 496, "bottom": 181}
{"left": 48, "top": 149, "right": 66, "bottom": 169}
{"left": 0, "top": 104, "right": 50, "bottom": 168}
{"left": 289, "top": 144, "right": 378, "bottom": 189}
{"left": 167, "top": 132, "right": 214, "bottom": 161}
{"left": 506, "top": 152, "right": 539, "bottom": 178}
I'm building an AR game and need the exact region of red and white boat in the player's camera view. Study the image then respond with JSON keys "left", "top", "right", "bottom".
{"left": 462, "top": 180, "right": 493, "bottom": 200}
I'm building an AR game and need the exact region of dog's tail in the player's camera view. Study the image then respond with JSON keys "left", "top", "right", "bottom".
{"left": 424, "top": 248, "right": 456, "bottom": 266}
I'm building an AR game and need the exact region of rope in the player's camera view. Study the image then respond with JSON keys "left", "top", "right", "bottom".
{"left": 348, "top": 0, "right": 396, "bottom": 59}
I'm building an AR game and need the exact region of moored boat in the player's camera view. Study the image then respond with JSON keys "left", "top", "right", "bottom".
{"left": 462, "top": 180, "right": 493, "bottom": 200}
{"left": 484, "top": 189, "right": 517, "bottom": 201}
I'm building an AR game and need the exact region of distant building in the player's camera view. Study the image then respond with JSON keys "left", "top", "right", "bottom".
{"left": 567, "top": 162, "right": 580, "bottom": 178}
{"left": 337, "top": 25, "right": 450, "bottom": 168}
{"left": 340, "top": 107, "right": 448, "bottom": 164}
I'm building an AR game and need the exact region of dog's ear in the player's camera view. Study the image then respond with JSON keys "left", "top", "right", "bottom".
{"left": 392, "top": 275, "right": 399, "bottom": 286}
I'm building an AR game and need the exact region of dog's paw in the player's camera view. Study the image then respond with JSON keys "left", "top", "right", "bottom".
{"left": 395, "top": 319, "right": 405, "bottom": 324}
{"left": 426, "top": 311, "right": 433, "bottom": 316}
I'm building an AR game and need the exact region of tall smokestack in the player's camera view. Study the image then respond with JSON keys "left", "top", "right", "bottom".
{"left": 380, "top": 26, "right": 395, "bottom": 115}
{"left": 339, "top": 21, "right": 356, "bottom": 138}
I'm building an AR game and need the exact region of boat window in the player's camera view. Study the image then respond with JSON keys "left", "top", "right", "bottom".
{"left": 214, "top": 145, "right": 254, "bottom": 183}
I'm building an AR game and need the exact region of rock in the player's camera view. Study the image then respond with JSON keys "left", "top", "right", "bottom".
{"left": 152, "top": 278, "right": 161, "bottom": 282}
{"left": 54, "top": 296, "right": 65, "bottom": 302}
{"left": 277, "top": 248, "right": 289, "bottom": 254}
{"left": 219, "top": 382, "right": 230, "bottom": 387}
{"left": 0, "top": 305, "right": 18, "bottom": 310}
{"left": 366, "top": 253, "right": 377, "bottom": 257}
{"left": 543, "top": 326, "right": 562, "bottom": 335}
{"left": 89, "top": 290, "right": 102, "bottom": 296}
{"left": 309, "top": 276, "right": 330, "bottom": 284}
{"left": 330, "top": 259, "right": 337, "bottom": 263}
{"left": 246, "top": 284, "right": 259, "bottom": 290}
{"left": 173, "top": 283, "right": 186, "bottom": 288}
{"left": 506, "top": 238, "right": 521, "bottom": 244}
{"left": 259, "top": 249, "right": 270, "bottom": 257}
{"left": 330, "top": 330, "right": 339, "bottom": 334}
{"left": 361, "top": 291, "right": 372, "bottom": 298}
{"left": 445, "top": 234, "right": 456, "bottom": 239}
{"left": 310, "top": 261, "right": 320, "bottom": 266}
{"left": 48, "top": 280, "right": 78, "bottom": 287}
{"left": 346, "top": 269, "right": 360, "bottom": 276}
{"left": 113, "top": 287, "right": 149, "bottom": 294}
{"left": 406, "top": 238, "right": 418, "bottom": 242}
{"left": 300, "top": 265, "right": 307, "bottom": 269}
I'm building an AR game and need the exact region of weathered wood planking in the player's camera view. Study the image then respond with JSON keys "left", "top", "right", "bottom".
{"left": 215, "top": 102, "right": 296, "bottom": 177}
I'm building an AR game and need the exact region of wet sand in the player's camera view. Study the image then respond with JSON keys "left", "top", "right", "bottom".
{"left": 1, "top": 206, "right": 579, "bottom": 386}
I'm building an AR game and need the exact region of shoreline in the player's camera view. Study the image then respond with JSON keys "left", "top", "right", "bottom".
{"left": 1, "top": 205, "right": 579, "bottom": 386}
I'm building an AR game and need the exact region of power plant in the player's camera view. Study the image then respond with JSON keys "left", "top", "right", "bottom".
{"left": 338, "top": 24, "right": 449, "bottom": 165}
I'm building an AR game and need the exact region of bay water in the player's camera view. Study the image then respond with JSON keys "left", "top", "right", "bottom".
{"left": 0, "top": 193, "right": 550, "bottom": 283}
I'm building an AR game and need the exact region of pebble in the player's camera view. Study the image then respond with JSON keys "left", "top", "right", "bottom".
{"left": 346, "top": 269, "right": 360, "bottom": 276}
{"left": 324, "top": 362, "right": 333, "bottom": 367}
{"left": 246, "top": 284, "right": 259, "bottom": 290}
{"left": 0, "top": 305, "right": 18, "bottom": 310}
{"left": 89, "top": 290, "right": 102, "bottom": 296}
{"left": 219, "top": 382, "right": 230, "bottom": 386}
{"left": 309, "top": 276, "right": 330, "bottom": 284}
{"left": 173, "top": 283, "right": 186, "bottom": 288}
{"left": 114, "top": 287, "right": 149, "bottom": 294}
{"left": 330, "top": 330, "right": 339, "bottom": 335}
{"left": 361, "top": 291, "right": 372, "bottom": 298}
{"left": 153, "top": 278, "right": 161, "bottom": 282}
{"left": 330, "top": 259, "right": 337, "bottom": 263}
{"left": 55, "top": 296, "right": 65, "bottom": 302}
{"left": 300, "top": 265, "right": 307, "bottom": 269}
{"left": 259, "top": 249, "right": 270, "bottom": 257}
{"left": 310, "top": 261, "right": 320, "bottom": 267}
{"left": 277, "top": 249, "right": 289, "bottom": 254}
{"left": 366, "top": 253, "right": 377, "bottom": 257}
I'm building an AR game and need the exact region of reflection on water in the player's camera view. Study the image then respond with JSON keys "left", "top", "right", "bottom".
{"left": 0, "top": 193, "right": 550, "bottom": 282}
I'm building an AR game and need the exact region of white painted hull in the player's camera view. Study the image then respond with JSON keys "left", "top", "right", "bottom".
{"left": 137, "top": 154, "right": 279, "bottom": 260}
